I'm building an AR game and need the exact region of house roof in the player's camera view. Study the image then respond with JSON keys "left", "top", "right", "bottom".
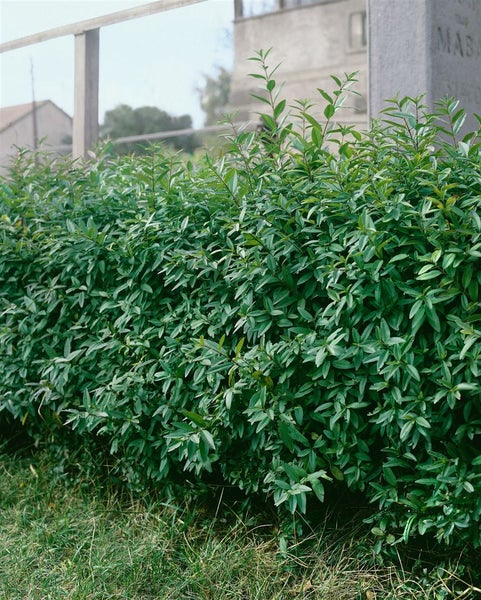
{"left": 0, "top": 100, "right": 71, "bottom": 134}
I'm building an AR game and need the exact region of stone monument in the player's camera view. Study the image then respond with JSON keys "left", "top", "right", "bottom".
{"left": 368, "top": 0, "right": 481, "bottom": 132}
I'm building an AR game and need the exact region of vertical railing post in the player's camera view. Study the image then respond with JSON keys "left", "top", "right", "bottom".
{"left": 73, "top": 28, "right": 99, "bottom": 158}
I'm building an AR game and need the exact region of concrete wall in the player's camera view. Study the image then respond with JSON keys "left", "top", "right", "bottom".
{"left": 230, "top": 0, "right": 367, "bottom": 127}
{"left": 0, "top": 101, "right": 72, "bottom": 173}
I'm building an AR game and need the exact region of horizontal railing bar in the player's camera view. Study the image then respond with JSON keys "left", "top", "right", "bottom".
{"left": 16, "top": 117, "right": 370, "bottom": 155}
{"left": 43, "top": 145, "right": 73, "bottom": 152}
{"left": 31, "top": 122, "right": 252, "bottom": 152}
{"left": 0, "top": 0, "right": 205, "bottom": 53}
{"left": 111, "top": 122, "right": 252, "bottom": 144}
{"left": 85, "top": 117, "right": 369, "bottom": 147}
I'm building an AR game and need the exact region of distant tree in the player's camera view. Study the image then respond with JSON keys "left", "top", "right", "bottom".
{"left": 197, "top": 66, "right": 232, "bottom": 126}
{"left": 100, "top": 104, "right": 199, "bottom": 154}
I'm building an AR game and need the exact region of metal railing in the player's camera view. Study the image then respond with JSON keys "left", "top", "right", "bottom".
{"left": 46, "top": 122, "right": 252, "bottom": 154}
{"left": 0, "top": 0, "right": 206, "bottom": 158}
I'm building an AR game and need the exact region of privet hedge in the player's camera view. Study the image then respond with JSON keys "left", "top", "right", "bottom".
{"left": 1, "top": 56, "right": 481, "bottom": 550}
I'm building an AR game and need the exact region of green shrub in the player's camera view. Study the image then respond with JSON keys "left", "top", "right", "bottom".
{"left": 1, "top": 51, "right": 480, "bottom": 552}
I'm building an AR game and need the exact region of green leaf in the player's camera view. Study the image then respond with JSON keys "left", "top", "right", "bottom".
{"left": 302, "top": 112, "right": 321, "bottom": 129}
{"left": 317, "top": 89, "right": 333, "bottom": 104}
{"left": 323, "top": 104, "right": 335, "bottom": 120}
{"left": 260, "top": 114, "right": 277, "bottom": 131}
{"left": 266, "top": 79, "right": 276, "bottom": 92}
{"left": 371, "top": 527, "right": 385, "bottom": 537}
{"left": 273, "top": 99, "right": 286, "bottom": 120}
{"left": 411, "top": 306, "right": 426, "bottom": 333}
{"left": 250, "top": 92, "right": 271, "bottom": 105}
{"left": 200, "top": 429, "right": 215, "bottom": 450}
{"left": 283, "top": 463, "right": 306, "bottom": 481}
{"left": 330, "top": 466, "right": 345, "bottom": 481}
{"left": 405, "top": 364, "right": 420, "bottom": 381}
{"left": 278, "top": 421, "right": 294, "bottom": 451}
{"left": 383, "top": 467, "right": 397, "bottom": 486}
{"left": 235, "top": 337, "right": 245, "bottom": 358}
{"left": 415, "top": 416, "right": 431, "bottom": 429}
{"left": 400, "top": 420, "right": 414, "bottom": 442}
{"left": 181, "top": 410, "right": 208, "bottom": 428}
{"left": 279, "top": 420, "right": 309, "bottom": 447}
{"left": 311, "top": 480, "right": 325, "bottom": 502}
{"left": 417, "top": 269, "right": 442, "bottom": 281}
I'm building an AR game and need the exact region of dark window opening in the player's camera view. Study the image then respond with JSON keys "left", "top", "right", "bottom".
{"left": 349, "top": 11, "right": 367, "bottom": 50}
{"left": 236, "top": 0, "right": 328, "bottom": 19}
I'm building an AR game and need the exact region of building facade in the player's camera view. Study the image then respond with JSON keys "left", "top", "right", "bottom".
{"left": 230, "top": 0, "right": 367, "bottom": 127}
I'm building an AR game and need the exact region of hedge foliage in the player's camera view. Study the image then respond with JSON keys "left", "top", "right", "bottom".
{"left": 1, "top": 54, "right": 481, "bottom": 551}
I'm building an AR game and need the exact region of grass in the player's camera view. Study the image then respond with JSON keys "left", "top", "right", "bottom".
{"left": 0, "top": 451, "right": 479, "bottom": 600}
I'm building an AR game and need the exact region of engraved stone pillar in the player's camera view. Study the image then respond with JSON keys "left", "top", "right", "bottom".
{"left": 368, "top": 0, "right": 481, "bottom": 132}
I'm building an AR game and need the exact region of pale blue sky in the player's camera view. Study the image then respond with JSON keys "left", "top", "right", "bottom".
{"left": 0, "top": 0, "right": 234, "bottom": 126}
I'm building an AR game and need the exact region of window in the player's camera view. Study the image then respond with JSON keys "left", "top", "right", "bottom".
{"left": 349, "top": 11, "right": 367, "bottom": 50}
{"left": 239, "top": 0, "right": 279, "bottom": 17}
{"left": 236, "top": 0, "right": 328, "bottom": 18}
{"left": 282, "top": 0, "right": 320, "bottom": 7}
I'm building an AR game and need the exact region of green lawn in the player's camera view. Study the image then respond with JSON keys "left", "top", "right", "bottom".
{"left": 0, "top": 452, "right": 478, "bottom": 599}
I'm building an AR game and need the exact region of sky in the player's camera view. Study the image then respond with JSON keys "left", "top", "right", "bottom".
{"left": 0, "top": 0, "right": 234, "bottom": 127}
